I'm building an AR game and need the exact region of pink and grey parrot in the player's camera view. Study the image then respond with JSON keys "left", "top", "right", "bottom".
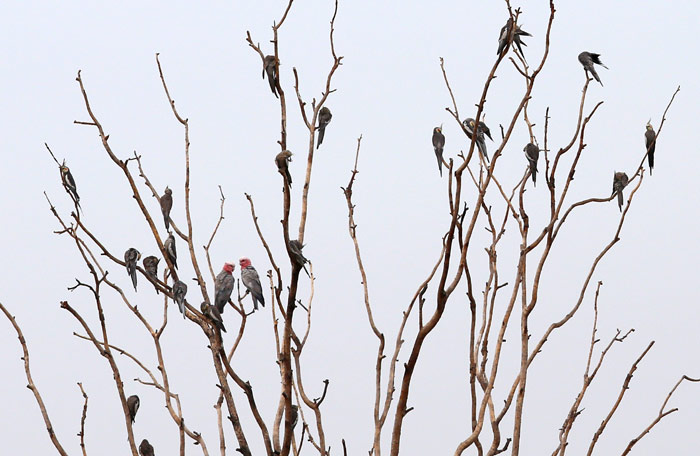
{"left": 173, "top": 280, "right": 187, "bottom": 318}
{"left": 645, "top": 123, "right": 656, "bottom": 175}
{"left": 240, "top": 257, "right": 265, "bottom": 310}
{"left": 139, "top": 439, "right": 155, "bottom": 456}
{"left": 523, "top": 143, "right": 539, "bottom": 186}
{"left": 263, "top": 55, "right": 279, "bottom": 98}
{"left": 127, "top": 395, "right": 140, "bottom": 424}
{"left": 59, "top": 162, "right": 81, "bottom": 210}
{"left": 142, "top": 256, "right": 160, "bottom": 294}
{"left": 316, "top": 107, "right": 332, "bottom": 149}
{"left": 124, "top": 248, "right": 141, "bottom": 291}
{"left": 432, "top": 126, "right": 445, "bottom": 176}
{"left": 160, "top": 187, "right": 172, "bottom": 231}
{"left": 612, "top": 171, "right": 629, "bottom": 212}
{"left": 200, "top": 301, "right": 226, "bottom": 333}
{"left": 164, "top": 233, "right": 177, "bottom": 270}
{"left": 578, "top": 52, "right": 608, "bottom": 86}
{"left": 214, "top": 263, "right": 235, "bottom": 314}
{"left": 275, "top": 150, "right": 293, "bottom": 186}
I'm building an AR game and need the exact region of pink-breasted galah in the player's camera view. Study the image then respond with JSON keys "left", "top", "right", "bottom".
{"left": 239, "top": 257, "right": 265, "bottom": 310}
{"left": 173, "top": 280, "right": 187, "bottom": 318}
{"left": 215, "top": 263, "right": 235, "bottom": 314}
{"left": 124, "top": 248, "right": 141, "bottom": 291}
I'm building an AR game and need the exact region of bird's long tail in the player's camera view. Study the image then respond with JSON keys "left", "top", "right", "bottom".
{"left": 435, "top": 148, "right": 443, "bottom": 177}
{"left": 617, "top": 191, "right": 623, "bottom": 211}
{"left": 317, "top": 126, "right": 326, "bottom": 149}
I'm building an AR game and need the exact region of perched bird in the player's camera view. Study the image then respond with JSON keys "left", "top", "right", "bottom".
{"left": 160, "top": 187, "right": 173, "bottom": 231}
{"left": 289, "top": 240, "right": 309, "bottom": 276}
{"left": 645, "top": 122, "right": 656, "bottom": 175}
{"left": 316, "top": 107, "right": 333, "bottom": 149}
{"left": 612, "top": 172, "right": 629, "bottom": 212}
{"left": 578, "top": 52, "right": 608, "bottom": 86}
{"left": 173, "top": 280, "right": 188, "bottom": 318}
{"left": 200, "top": 301, "right": 226, "bottom": 333}
{"left": 275, "top": 150, "right": 293, "bottom": 186}
{"left": 432, "top": 126, "right": 445, "bottom": 176}
{"left": 59, "top": 162, "right": 81, "bottom": 209}
{"left": 124, "top": 248, "right": 141, "bottom": 291}
{"left": 290, "top": 404, "right": 299, "bottom": 430}
{"left": 142, "top": 256, "right": 160, "bottom": 294}
{"left": 523, "top": 143, "right": 539, "bottom": 186}
{"left": 263, "top": 55, "right": 279, "bottom": 98}
{"left": 240, "top": 257, "right": 265, "bottom": 310}
{"left": 497, "top": 18, "right": 532, "bottom": 57}
{"left": 139, "top": 439, "right": 155, "bottom": 456}
{"left": 463, "top": 118, "right": 492, "bottom": 162}
{"left": 127, "top": 395, "right": 140, "bottom": 424}
{"left": 164, "top": 233, "right": 177, "bottom": 270}
{"left": 214, "top": 263, "right": 235, "bottom": 314}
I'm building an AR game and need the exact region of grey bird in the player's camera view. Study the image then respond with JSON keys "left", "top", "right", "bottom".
{"left": 124, "top": 248, "right": 141, "bottom": 291}
{"left": 164, "top": 233, "right": 177, "bottom": 270}
{"left": 645, "top": 122, "right": 656, "bottom": 175}
{"left": 289, "top": 240, "right": 309, "bottom": 277}
{"left": 578, "top": 52, "right": 608, "bottom": 86}
{"left": 463, "top": 118, "right": 492, "bottom": 162}
{"left": 290, "top": 404, "right": 299, "bottom": 430}
{"left": 139, "top": 439, "right": 155, "bottom": 456}
{"left": 142, "top": 256, "right": 160, "bottom": 294}
{"left": 200, "top": 301, "right": 226, "bottom": 333}
{"left": 263, "top": 55, "right": 279, "bottom": 98}
{"left": 612, "top": 172, "right": 629, "bottom": 212}
{"left": 432, "top": 126, "right": 445, "bottom": 176}
{"left": 127, "top": 395, "right": 140, "bottom": 424}
{"left": 275, "top": 150, "right": 293, "bottom": 186}
{"left": 214, "top": 263, "right": 235, "bottom": 314}
{"left": 317, "top": 107, "right": 332, "bottom": 149}
{"left": 160, "top": 187, "right": 173, "bottom": 231}
{"left": 173, "top": 280, "right": 187, "bottom": 318}
{"left": 239, "top": 257, "right": 265, "bottom": 310}
{"left": 523, "top": 143, "right": 539, "bottom": 186}
{"left": 59, "top": 162, "right": 81, "bottom": 210}
{"left": 497, "top": 18, "right": 532, "bottom": 56}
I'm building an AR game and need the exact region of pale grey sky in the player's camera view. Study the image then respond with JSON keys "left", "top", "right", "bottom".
{"left": 1, "top": 1, "right": 699, "bottom": 455}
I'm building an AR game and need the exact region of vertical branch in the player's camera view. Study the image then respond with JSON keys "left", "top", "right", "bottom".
{"left": 77, "top": 382, "right": 89, "bottom": 456}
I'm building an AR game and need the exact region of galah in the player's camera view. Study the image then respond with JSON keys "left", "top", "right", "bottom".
{"left": 160, "top": 186, "right": 173, "bottom": 231}
{"left": 214, "top": 263, "right": 235, "bottom": 314}
{"left": 578, "top": 52, "right": 608, "bottom": 86}
{"left": 164, "top": 233, "right": 177, "bottom": 270}
{"left": 317, "top": 107, "right": 333, "bottom": 149}
{"left": 127, "top": 395, "right": 140, "bottom": 424}
{"left": 173, "top": 280, "right": 187, "bottom": 318}
{"left": 239, "top": 257, "right": 265, "bottom": 310}
{"left": 59, "top": 162, "right": 81, "bottom": 210}
{"left": 124, "top": 248, "right": 141, "bottom": 291}
{"left": 289, "top": 240, "right": 309, "bottom": 277}
{"left": 200, "top": 301, "right": 226, "bottom": 333}
{"left": 612, "top": 172, "right": 629, "bottom": 212}
{"left": 275, "top": 150, "right": 293, "bottom": 186}
{"left": 263, "top": 55, "right": 279, "bottom": 98}
{"left": 139, "top": 439, "right": 155, "bottom": 456}
{"left": 523, "top": 143, "right": 539, "bottom": 186}
{"left": 432, "top": 126, "right": 445, "bottom": 177}
{"left": 645, "top": 123, "right": 656, "bottom": 175}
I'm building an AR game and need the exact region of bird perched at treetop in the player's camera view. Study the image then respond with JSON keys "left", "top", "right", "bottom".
{"left": 160, "top": 187, "right": 172, "bottom": 231}
{"left": 275, "top": 150, "right": 293, "bottom": 186}
{"left": 578, "top": 52, "right": 608, "bottom": 86}
{"left": 173, "top": 280, "right": 187, "bottom": 318}
{"left": 240, "top": 257, "right": 265, "bottom": 310}
{"left": 124, "top": 248, "right": 141, "bottom": 291}
{"left": 317, "top": 107, "right": 332, "bottom": 149}
{"left": 263, "top": 55, "right": 279, "bottom": 98}
{"left": 215, "top": 263, "right": 235, "bottom": 314}
{"left": 432, "top": 126, "right": 445, "bottom": 176}
{"left": 497, "top": 17, "right": 531, "bottom": 57}
{"left": 612, "top": 172, "right": 629, "bottom": 212}
{"left": 523, "top": 143, "right": 539, "bottom": 186}
{"left": 645, "top": 122, "right": 656, "bottom": 175}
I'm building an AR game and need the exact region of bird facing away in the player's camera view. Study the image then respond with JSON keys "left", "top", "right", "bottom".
{"left": 317, "top": 107, "right": 333, "bottom": 149}
{"left": 290, "top": 404, "right": 299, "bottom": 430}
{"left": 139, "top": 439, "right": 155, "bottom": 456}
{"left": 164, "top": 233, "right": 177, "bottom": 270}
{"left": 59, "top": 162, "right": 81, "bottom": 209}
{"left": 142, "top": 256, "right": 160, "bottom": 294}
{"left": 124, "top": 248, "right": 141, "bottom": 291}
{"left": 127, "top": 395, "right": 140, "bottom": 424}
{"left": 497, "top": 17, "right": 532, "bottom": 57}
{"left": 275, "top": 150, "right": 293, "bottom": 186}
{"left": 173, "top": 280, "right": 188, "bottom": 319}
{"left": 645, "top": 122, "right": 656, "bottom": 175}
{"left": 200, "top": 301, "right": 226, "bottom": 333}
{"left": 240, "top": 257, "right": 265, "bottom": 310}
{"left": 263, "top": 55, "right": 279, "bottom": 98}
{"left": 289, "top": 240, "right": 309, "bottom": 276}
{"left": 215, "top": 263, "right": 235, "bottom": 314}
{"left": 463, "top": 118, "right": 492, "bottom": 162}
{"left": 612, "top": 172, "right": 629, "bottom": 212}
{"left": 160, "top": 187, "right": 173, "bottom": 231}
{"left": 578, "top": 52, "right": 608, "bottom": 86}
{"left": 432, "top": 126, "right": 445, "bottom": 176}
{"left": 523, "top": 143, "right": 539, "bottom": 186}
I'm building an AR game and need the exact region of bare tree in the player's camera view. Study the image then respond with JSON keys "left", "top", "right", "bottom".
{"left": 1, "top": 1, "right": 697, "bottom": 456}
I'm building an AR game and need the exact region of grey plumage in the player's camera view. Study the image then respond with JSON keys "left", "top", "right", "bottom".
{"left": 139, "top": 439, "right": 155, "bottom": 456}
{"left": 645, "top": 123, "right": 656, "bottom": 175}
{"left": 263, "top": 55, "right": 279, "bottom": 98}
{"left": 124, "top": 248, "right": 141, "bottom": 291}
{"left": 173, "top": 280, "right": 187, "bottom": 318}
{"left": 463, "top": 118, "right": 492, "bottom": 162}
{"left": 200, "top": 302, "right": 226, "bottom": 333}
{"left": 317, "top": 107, "right": 332, "bottom": 149}
{"left": 160, "top": 187, "right": 172, "bottom": 231}
{"left": 612, "top": 172, "right": 629, "bottom": 212}
{"left": 127, "top": 395, "right": 140, "bottom": 424}
{"left": 214, "top": 263, "right": 235, "bottom": 314}
{"left": 432, "top": 126, "right": 445, "bottom": 176}
{"left": 523, "top": 143, "right": 539, "bottom": 186}
{"left": 240, "top": 258, "right": 265, "bottom": 310}
{"left": 497, "top": 18, "right": 532, "bottom": 57}
{"left": 164, "top": 233, "right": 177, "bottom": 270}
{"left": 275, "top": 150, "right": 293, "bottom": 186}
{"left": 142, "top": 256, "right": 160, "bottom": 294}
{"left": 289, "top": 240, "right": 309, "bottom": 277}
{"left": 59, "top": 162, "right": 81, "bottom": 210}
{"left": 290, "top": 404, "right": 299, "bottom": 430}
{"left": 578, "top": 52, "right": 608, "bottom": 86}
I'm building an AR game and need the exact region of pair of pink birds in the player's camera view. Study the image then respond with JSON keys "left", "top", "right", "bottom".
{"left": 215, "top": 258, "right": 265, "bottom": 314}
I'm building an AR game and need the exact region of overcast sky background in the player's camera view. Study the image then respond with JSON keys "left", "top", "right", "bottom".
{"left": 1, "top": 1, "right": 699, "bottom": 454}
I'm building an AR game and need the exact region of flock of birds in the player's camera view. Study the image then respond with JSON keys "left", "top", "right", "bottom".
{"left": 429, "top": 17, "right": 658, "bottom": 211}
